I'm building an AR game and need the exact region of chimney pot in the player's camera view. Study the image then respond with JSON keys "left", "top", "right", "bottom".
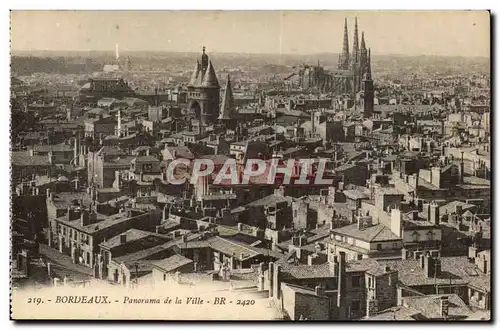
{"left": 315, "top": 285, "right": 324, "bottom": 296}
{"left": 120, "top": 233, "right": 127, "bottom": 244}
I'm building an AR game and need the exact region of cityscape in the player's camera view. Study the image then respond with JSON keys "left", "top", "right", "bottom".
{"left": 10, "top": 11, "right": 491, "bottom": 321}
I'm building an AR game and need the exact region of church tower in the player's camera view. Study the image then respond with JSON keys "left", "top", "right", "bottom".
{"left": 187, "top": 47, "right": 221, "bottom": 127}
{"left": 362, "top": 49, "right": 374, "bottom": 118}
{"left": 359, "top": 32, "right": 368, "bottom": 85}
{"left": 350, "top": 18, "right": 361, "bottom": 93}
{"left": 219, "top": 74, "right": 237, "bottom": 129}
{"left": 338, "top": 18, "right": 350, "bottom": 70}
{"left": 350, "top": 18, "right": 359, "bottom": 70}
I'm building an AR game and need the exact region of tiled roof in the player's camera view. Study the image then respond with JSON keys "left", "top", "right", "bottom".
{"left": 245, "top": 194, "right": 294, "bottom": 208}
{"left": 208, "top": 237, "right": 261, "bottom": 261}
{"left": 152, "top": 254, "right": 193, "bottom": 273}
{"left": 383, "top": 256, "right": 489, "bottom": 288}
{"left": 332, "top": 223, "right": 401, "bottom": 243}
{"left": 99, "top": 229, "right": 167, "bottom": 250}
{"left": 364, "top": 306, "right": 423, "bottom": 320}
{"left": 11, "top": 151, "right": 50, "bottom": 167}
{"left": 280, "top": 263, "right": 333, "bottom": 279}
{"left": 439, "top": 201, "right": 476, "bottom": 215}
{"left": 32, "top": 143, "right": 73, "bottom": 153}
{"left": 55, "top": 209, "right": 149, "bottom": 235}
{"left": 404, "top": 294, "right": 473, "bottom": 319}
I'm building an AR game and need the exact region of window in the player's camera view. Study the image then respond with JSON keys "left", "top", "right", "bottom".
{"left": 163, "top": 274, "right": 167, "bottom": 281}
{"left": 376, "top": 243, "right": 382, "bottom": 250}
{"left": 392, "top": 242, "right": 398, "bottom": 249}
{"left": 411, "top": 231, "right": 420, "bottom": 242}
{"left": 351, "top": 275, "right": 361, "bottom": 288}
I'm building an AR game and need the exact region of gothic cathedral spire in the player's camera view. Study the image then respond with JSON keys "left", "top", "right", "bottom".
{"left": 351, "top": 17, "right": 359, "bottom": 66}
{"left": 366, "top": 48, "right": 372, "bottom": 80}
{"left": 360, "top": 31, "right": 366, "bottom": 52}
{"left": 338, "top": 18, "right": 350, "bottom": 70}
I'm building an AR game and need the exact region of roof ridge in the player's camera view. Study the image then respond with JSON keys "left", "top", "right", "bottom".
{"left": 370, "top": 225, "right": 389, "bottom": 241}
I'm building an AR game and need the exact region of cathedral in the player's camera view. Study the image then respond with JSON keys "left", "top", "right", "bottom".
{"left": 287, "top": 18, "right": 373, "bottom": 103}
{"left": 336, "top": 17, "right": 373, "bottom": 98}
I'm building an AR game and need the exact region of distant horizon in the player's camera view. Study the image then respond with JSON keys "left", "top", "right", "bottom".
{"left": 10, "top": 11, "right": 490, "bottom": 58}
{"left": 10, "top": 49, "right": 490, "bottom": 60}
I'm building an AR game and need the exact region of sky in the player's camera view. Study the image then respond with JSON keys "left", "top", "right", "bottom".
{"left": 10, "top": 10, "right": 490, "bottom": 57}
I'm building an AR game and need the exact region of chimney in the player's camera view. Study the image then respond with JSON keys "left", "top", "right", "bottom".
{"left": 239, "top": 253, "right": 244, "bottom": 261}
{"left": 434, "top": 258, "right": 442, "bottom": 276}
{"left": 66, "top": 207, "right": 72, "bottom": 221}
{"left": 298, "top": 235, "right": 306, "bottom": 247}
{"left": 459, "top": 151, "right": 465, "bottom": 183}
{"left": 351, "top": 209, "right": 356, "bottom": 224}
{"left": 46, "top": 188, "right": 51, "bottom": 198}
{"left": 455, "top": 204, "right": 462, "bottom": 215}
{"left": 120, "top": 234, "right": 127, "bottom": 245}
{"left": 401, "top": 248, "right": 408, "bottom": 260}
{"left": 237, "top": 223, "right": 243, "bottom": 231}
{"left": 337, "top": 251, "right": 346, "bottom": 309}
{"left": 114, "top": 170, "right": 121, "bottom": 189}
{"left": 390, "top": 208, "right": 402, "bottom": 238}
{"left": 74, "top": 134, "right": 80, "bottom": 164}
{"left": 440, "top": 296, "right": 449, "bottom": 319}
{"left": 384, "top": 265, "right": 391, "bottom": 273}
{"left": 430, "top": 201, "right": 440, "bottom": 225}
{"left": 315, "top": 284, "right": 325, "bottom": 296}
{"left": 80, "top": 210, "right": 90, "bottom": 227}
{"left": 273, "top": 263, "right": 281, "bottom": 300}
{"left": 181, "top": 234, "right": 187, "bottom": 243}
{"left": 468, "top": 245, "right": 478, "bottom": 260}
{"left": 357, "top": 215, "right": 363, "bottom": 230}
{"left": 424, "top": 253, "right": 435, "bottom": 278}
{"left": 48, "top": 152, "right": 55, "bottom": 165}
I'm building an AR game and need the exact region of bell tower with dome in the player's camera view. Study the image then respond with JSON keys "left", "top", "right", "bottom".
{"left": 187, "top": 47, "right": 221, "bottom": 127}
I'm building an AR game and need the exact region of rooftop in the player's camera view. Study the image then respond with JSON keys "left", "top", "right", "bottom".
{"left": 152, "top": 254, "right": 194, "bottom": 273}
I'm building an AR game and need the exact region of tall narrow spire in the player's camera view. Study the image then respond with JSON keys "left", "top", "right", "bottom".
{"left": 360, "top": 31, "right": 366, "bottom": 51}
{"left": 219, "top": 74, "right": 234, "bottom": 120}
{"left": 352, "top": 17, "right": 359, "bottom": 65}
{"left": 339, "top": 18, "right": 350, "bottom": 70}
{"left": 366, "top": 48, "right": 372, "bottom": 80}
